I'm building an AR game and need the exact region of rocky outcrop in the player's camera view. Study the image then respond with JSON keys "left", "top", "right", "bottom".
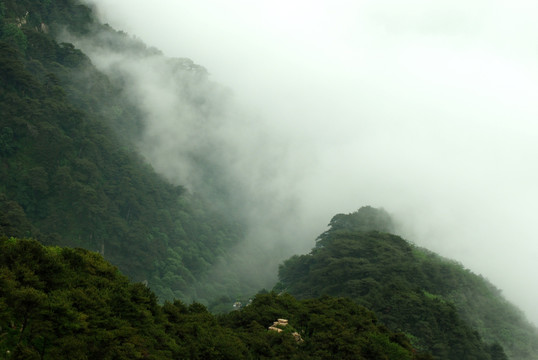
{"left": 268, "top": 318, "right": 303, "bottom": 343}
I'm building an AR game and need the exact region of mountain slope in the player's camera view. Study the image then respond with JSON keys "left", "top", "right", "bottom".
{"left": 277, "top": 207, "right": 536, "bottom": 359}
{"left": 0, "top": 237, "right": 425, "bottom": 359}
{"left": 1, "top": 2, "right": 535, "bottom": 358}
{"left": 0, "top": 0, "right": 248, "bottom": 304}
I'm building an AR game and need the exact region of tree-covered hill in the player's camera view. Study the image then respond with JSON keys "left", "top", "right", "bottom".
{"left": 1, "top": 1, "right": 536, "bottom": 358}
{"left": 277, "top": 207, "right": 536, "bottom": 360}
{"left": 0, "top": 0, "right": 250, "bottom": 304}
{"left": 0, "top": 237, "right": 428, "bottom": 359}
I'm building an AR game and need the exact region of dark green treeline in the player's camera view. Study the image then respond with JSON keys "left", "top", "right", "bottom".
{"left": 0, "top": 237, "right": 425, "bottom": 359}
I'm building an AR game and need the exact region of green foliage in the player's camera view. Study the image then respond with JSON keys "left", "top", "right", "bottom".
{"left": 1, "top": 0, "right": 93, "bottom": 35}
{"left": 0, "top": 194, "right": 34, "bottom": 237}
{"left": 412, "top": 246, "right": 538, "bottom": 360}
{"left": 0, "top": 2, "right": 532, "bottom": 359}
{"left": 316, "top": 206, "right": 394, "bottom": 247}
{"left": 0, "top": 237, "right": 178, "bottom": 359}
{"left": 0, "top": 238, "right": 423, "bottom": 359}
{"left": 220, "top": 292, "right": 422, "bottom": 359}
{"left": 1, "top": 23, "right": 27, "bottom": 51}
{"left": 0, "top": 0, "right": 248, "bottom": 305}
{"left": 0, "top": 2, "right": 5, "bottom": 20}
{"left": 278, "top": 208, "right": 531, "bottom": 360}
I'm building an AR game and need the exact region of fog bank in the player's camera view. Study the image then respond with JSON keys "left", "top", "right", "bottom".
{"left": 86, "top": 0, "right": 538, "bottom": 325}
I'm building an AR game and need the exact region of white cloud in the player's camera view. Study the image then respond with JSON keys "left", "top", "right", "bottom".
{"left": 87, "top": 0, "right": 538, "bottom": 325}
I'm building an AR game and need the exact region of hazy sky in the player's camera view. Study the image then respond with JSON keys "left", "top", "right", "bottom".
{"left": 87, "top": 0, "right": 538, "bottom": 324}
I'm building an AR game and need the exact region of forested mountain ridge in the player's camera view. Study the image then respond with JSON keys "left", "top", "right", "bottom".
{"left": 0, "top": 0, "right": 248, "bottom": 304}
{"left": 0, "top": 237, "right": 427, "bottom": 359}
{"left": 277, "top": 207, "right": 538, "bottom": 360}
{"left": 1, "top": 0, "right": 537, "bottom": 359}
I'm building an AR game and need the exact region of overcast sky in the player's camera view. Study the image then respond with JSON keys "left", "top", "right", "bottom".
{"left": 87, "top": 0, "right": 538, "bottom": 325}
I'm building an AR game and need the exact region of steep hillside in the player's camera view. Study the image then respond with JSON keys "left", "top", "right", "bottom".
{"left": 277, "top": 207, "right": 536, "bottom": 360}
{"left": 2, "top": 2, "right": 535, "bottom": 358}
{"left": 0, "top": 0, "right": 250, "bottom": 304}
{"left": 0, "top": 237, "right": 426, "bottom": 359}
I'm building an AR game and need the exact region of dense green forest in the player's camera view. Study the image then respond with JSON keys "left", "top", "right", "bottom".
{"left": 0, "top": 0, "right": 255, "bottom": 305}
{"left": 277, "top": 207, "right": 537, "bottom": 360}
{"left": 0, "top": 237, "right": 428, "bottom": 359}
{"left": 1, "top": 0, "right": 538, "bottom": 358}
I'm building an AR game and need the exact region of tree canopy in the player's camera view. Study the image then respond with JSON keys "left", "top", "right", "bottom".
{"left": 278, "top": 207, "right": 535, "bottom": 359}
{"left": 0, "top": 237, "right": 426, "bottom": 359}
{"left": 0, "top": 0, "right": 249, "bottom": 305}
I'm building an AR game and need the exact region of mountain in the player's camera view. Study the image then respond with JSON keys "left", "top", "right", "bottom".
{"left": 1, "top": 1, "right": 537, "bottom": 359}
{"left": 0, "top": 236, "right": 425, "bottom": 359}
{"left": 277, "top": 207, "right": 537, "bottom": 359}
{"left": 0, "top": 0, "right": 252, "bottom": 305}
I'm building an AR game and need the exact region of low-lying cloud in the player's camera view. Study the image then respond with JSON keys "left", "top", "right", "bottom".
{"left": 84, "top": 0, "right": 538, "bottom": 325}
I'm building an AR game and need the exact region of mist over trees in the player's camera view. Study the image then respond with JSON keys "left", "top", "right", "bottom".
{"left": 1, "top": 0, "right": 538, "bottom": 358}
{"left": 277, "top": 208, "right": 537, "bottom": 359}
{"left": 86, "top": 0, "right": 538, "bottom": 327}
{"left": 0, "top": 0, "right": 260, "bottom": 304}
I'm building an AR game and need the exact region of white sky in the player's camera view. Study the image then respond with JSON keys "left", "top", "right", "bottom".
{"left": 88, "top": 0, "right": 538, "bottom": 325}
